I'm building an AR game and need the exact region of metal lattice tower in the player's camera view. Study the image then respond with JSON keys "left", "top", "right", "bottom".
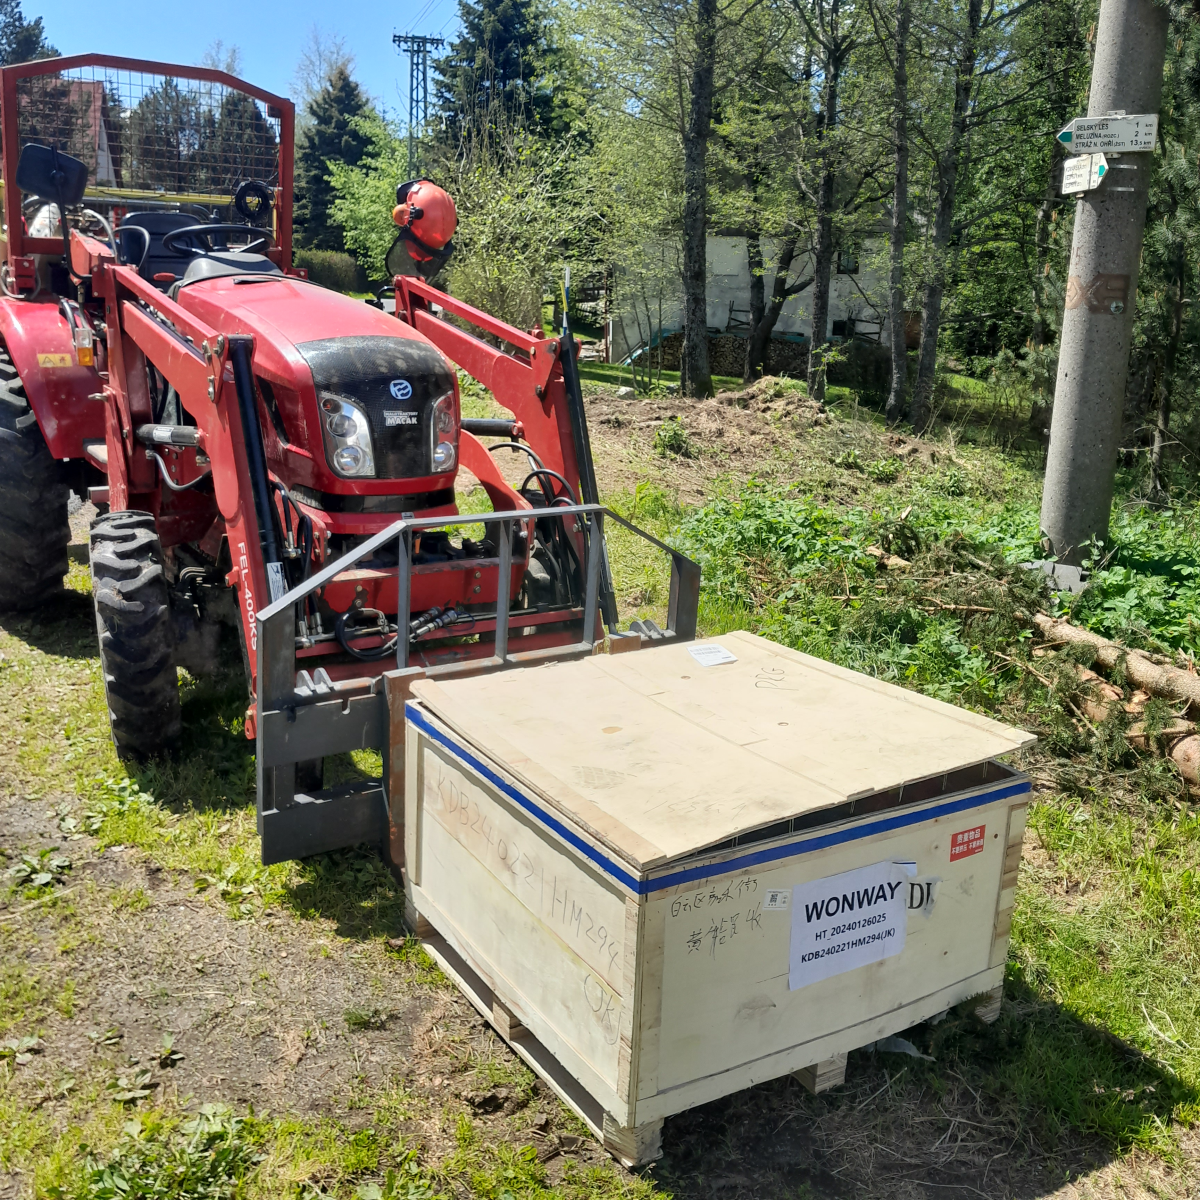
{"left": 393, "top": 33, "right": 445, "bottom": 174}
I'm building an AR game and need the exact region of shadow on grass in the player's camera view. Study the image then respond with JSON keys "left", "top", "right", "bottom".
{"left": 3, "top": 590, "right": 98, "bottom": 659}
{"left": 129, "top": 666, "right": 260, "bottom": 816}
{"left": 284, "top": 846, "right": 407, "bottom": 942}
{"left": 657, "top": 978, "right": 1196, "bottom": 1200}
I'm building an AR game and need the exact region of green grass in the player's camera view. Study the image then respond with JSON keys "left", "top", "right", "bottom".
{"left": 575, "top": 360, "right": 744, "bottom": 392}
{"left": 653, "top": 456, "right": 1200, "bottom": 1155}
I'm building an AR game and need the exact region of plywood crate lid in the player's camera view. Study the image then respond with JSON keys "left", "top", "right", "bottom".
{"left": 410, "top": 630, "right": 1034, "bottom": 870}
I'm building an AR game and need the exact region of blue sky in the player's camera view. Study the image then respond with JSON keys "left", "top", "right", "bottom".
{"left": 37, "top": 1, "right": 462, "bottom": 121}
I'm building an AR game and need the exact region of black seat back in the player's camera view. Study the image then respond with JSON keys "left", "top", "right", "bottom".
{"left": 118, "top": 212, "right": 206, "bottom": 289}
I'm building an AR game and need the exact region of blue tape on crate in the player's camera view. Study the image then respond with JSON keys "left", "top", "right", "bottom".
{"left": 406, "top": 703, "right": 1031, "bottom": 896}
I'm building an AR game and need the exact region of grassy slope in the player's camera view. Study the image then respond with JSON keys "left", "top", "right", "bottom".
{"left": 599, "top": 380, "right": 1200, "bottom": 1171}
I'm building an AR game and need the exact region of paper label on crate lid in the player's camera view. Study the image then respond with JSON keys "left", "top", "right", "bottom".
{"left": 687, "top": 643, "right": 738, "bottom": 667}
{"left": 789, "top": 861, "right": 908, "bottom": 990}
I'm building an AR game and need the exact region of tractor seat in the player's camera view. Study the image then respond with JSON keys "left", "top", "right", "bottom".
{"left": 117, "top": 212, "right": 206, "bottom": 290}
{"left": 174, "top": 251, "right": 282, "bottom": 293}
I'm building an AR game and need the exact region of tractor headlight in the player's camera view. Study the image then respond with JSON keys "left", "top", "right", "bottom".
{"left": 320, "top": 393, "right": 375, "bottom": 478}
{"left": 431, "top": 391, "right": 458, "bottom": 473}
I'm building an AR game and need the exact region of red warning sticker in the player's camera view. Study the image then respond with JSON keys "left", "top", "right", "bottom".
{"left": 950, "top": 824, "right": 986, "bottom": 862}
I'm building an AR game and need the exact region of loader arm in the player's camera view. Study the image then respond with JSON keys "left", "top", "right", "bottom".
{"left": 394, "top": 277, "right": 584, "bottom": 500}
{"left": 95, "top": 260, "right": 273, "bottom": 693}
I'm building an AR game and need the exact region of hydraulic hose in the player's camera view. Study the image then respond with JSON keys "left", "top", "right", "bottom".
{"left": 228, "top": 336, "right": 287, "bottom": 604}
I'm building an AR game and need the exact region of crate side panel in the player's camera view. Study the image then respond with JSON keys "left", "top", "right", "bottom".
{"left": 415, "top": 740, "right": 628, "bottom": 1092}
{"left": 420, "top": 740, "right": 629, "bottom": 991}
{"left": 654, "top": 799, "right": 1012, "bottom": 1091}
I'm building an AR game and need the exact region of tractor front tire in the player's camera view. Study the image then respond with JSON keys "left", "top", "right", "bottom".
{"left": 0, "top": 347, "right": 69, "bottom": 611}
{"left": 90, "top": 511, "right": 181, "bottom": 760}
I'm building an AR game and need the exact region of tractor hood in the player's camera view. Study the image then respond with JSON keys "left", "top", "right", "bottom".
{"left": 176, "top": 275, "right": 460, "bottom": 492}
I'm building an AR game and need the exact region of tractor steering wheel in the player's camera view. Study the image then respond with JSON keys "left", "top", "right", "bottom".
{"left": 161, "top": 224, "right": 276, "bottom": 257}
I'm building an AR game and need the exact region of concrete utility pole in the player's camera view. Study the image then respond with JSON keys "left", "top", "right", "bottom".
{"left": 1039, "top": 0, "right": 1168, "bottom": 565}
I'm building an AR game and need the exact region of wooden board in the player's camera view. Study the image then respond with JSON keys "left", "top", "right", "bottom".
{"left": 410, "top": 630, "right": 1034, "bottom": 867}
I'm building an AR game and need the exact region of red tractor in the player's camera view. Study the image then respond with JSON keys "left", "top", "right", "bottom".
{"left": 0, "top": 54, "right": 698, "bottom": 865}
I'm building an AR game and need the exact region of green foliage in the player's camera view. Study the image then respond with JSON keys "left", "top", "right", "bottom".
{"left": 328, "top": 113, "right": 410, "bottom": 282}
{"left": 865, "top": 457, "right": 902, "bottom": 482}
{"left": 6, "top": 848, "right": 70, "bottom": 891}
{"left": 653, "top": 416, "right": 694, "bottom": 458}
{"left": 296, "top": 66, "right": 373, "bottom": 251}
{"left": 293, "top": 248, "right": 368, "bottom": 293}
{"left": 434, "top": 0, "right": 578, "bottom": 139}
{"left": 441, "top": 124, "right": 598, "bottom": 330}
{"left": 0, "top": 0, "right": 55, "bottom": 65}
{"left": 53, "top": 1106, "right": 259, "bottom": 1200}
{"left": 1065, "top": 504, "right": 1200, "bottom": 654}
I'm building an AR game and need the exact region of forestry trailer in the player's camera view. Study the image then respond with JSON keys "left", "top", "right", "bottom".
{"left": 0, "top": 54, "right": 698, "bottom": 866}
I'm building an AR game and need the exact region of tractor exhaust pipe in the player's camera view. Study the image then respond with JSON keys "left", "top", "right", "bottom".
{"left": 228, "top": 335, "right": 288, "bottom": 603}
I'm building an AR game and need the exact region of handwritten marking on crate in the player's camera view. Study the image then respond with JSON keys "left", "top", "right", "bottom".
{"left": 583, "top": 972, "right": 621, "bottom": 1045}
{"left": 789, "top": 861, "right": 909, "bottom": 989}
{"left": 950, "top": 824, "right": 986, "bottom": 862}
{"left": 666, "top": 876, "right": 768, "bottom": 960}
{"left": 683, "top": 903, "right": 764, "bottom": 958}
{"left": 424, "top": 751, "right": 626, "bottom": 988}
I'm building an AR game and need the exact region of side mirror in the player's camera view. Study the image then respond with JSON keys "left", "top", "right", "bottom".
{"left": 15, "top": 143, "right": 89, "bottom": 206}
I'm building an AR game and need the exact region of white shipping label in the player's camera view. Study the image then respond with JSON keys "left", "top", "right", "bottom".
{"left": 789, "top": 861, "right": 909, "bottom": 989}
{"left": 687, "top": 643, "right": 738, "bottom": 667}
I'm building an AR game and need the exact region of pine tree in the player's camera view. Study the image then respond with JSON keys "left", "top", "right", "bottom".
{"left": 0, "top": 0, "right": 56, "bottom": 65}
{"left": 294, "top": 66, "right": 371, "bottom": 251}
{"left": 433, "top": 0, "right": 556, "bottom": 137}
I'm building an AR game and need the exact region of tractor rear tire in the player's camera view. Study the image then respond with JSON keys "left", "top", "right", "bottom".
{"left": 0, "top": 347, "right": 69, "bottom": 611}
{"left": 90, "top": 511, "right": 181, "bottom": 760}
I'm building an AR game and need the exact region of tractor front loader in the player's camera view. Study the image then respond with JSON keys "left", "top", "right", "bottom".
{"left": 0, "top": 53, "right": 699, "bottom": 867}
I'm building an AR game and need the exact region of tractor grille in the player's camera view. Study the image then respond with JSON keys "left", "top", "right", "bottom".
{"left": 297, "top": 336, "right": 456, "bottom": 479}
{"left": 13, "top": 64, "right": 282, "bottom": 203}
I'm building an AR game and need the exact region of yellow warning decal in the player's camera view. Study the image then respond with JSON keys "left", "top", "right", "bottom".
{"left": 37, "top": 353, "right": 72, "bottom": 368}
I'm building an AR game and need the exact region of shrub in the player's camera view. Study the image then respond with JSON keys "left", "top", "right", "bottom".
{"left": 293, "top": 248, "right": 368, "bottom": 294}
{"left": 654, "top": 417, "right": 695, "bottom": 458}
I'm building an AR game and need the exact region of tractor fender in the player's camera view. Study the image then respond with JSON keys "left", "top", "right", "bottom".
{"left": 0, "top": 296, "right": 104, "bottom": 459}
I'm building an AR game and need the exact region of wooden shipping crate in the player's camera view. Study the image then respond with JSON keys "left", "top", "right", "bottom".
{"left": 402, "top": 631, "right": 1034, "bottom": 1165}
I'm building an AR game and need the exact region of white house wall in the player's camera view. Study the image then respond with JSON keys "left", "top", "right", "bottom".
{"left": 612, "top": 236, "right": 885, "bottom": 363}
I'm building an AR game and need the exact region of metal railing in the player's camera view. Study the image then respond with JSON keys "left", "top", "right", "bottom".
{"left": 254, "top": 505, "right": 700, "bottom": 865}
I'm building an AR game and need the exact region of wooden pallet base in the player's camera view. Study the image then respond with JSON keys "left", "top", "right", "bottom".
{"left": 412, "top": 915, "right": 664, "bottom": 1167}
{"left": 793, "top": 1052, "right": 848, "bottom": 1095}
{"left": 974, "top": 984, "right": 1004, "bottom": 1025}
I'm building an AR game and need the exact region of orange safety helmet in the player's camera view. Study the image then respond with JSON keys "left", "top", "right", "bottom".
{"left": 392, "top": 179, "right": 457, "bottom": 262}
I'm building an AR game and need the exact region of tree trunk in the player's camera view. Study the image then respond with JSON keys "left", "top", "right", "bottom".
{"left": 681, "top": 0, "right": 717, "bottom": 398}
{"left": 807, "top": 157, "right": 837, "bottom": 403}
{"left": 745, "top": 239, "right": 808, "bottom": 381}
{"left": 884, "top": 0, "right": 910, "bottom": 426}
{"left": 743, "top": 230, "right": 766, "bottom": 382}
{"left": 805, "top": 39, "right": 842, "bottom": 406}
{"left": 909, "top": 0, "right": 982, "bottom": 433}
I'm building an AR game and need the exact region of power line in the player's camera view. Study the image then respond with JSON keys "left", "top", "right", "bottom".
{"left": 392, "top": 32, "right": 445, "bottom": 173}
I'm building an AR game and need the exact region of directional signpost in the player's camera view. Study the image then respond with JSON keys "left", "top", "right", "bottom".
{"left": 1057, "top": 112, "right": 1157, "bottom": 155}
{"left": 1040, "top": 0, "right": 1168, "bottom": 568}
{"left": 1061, "top": 153, "right": 1108, "bottom": 196}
